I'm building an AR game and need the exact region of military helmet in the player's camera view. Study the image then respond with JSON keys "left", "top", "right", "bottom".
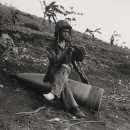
{"left": 54, "top": 20, "right": 72, "bottom": 37}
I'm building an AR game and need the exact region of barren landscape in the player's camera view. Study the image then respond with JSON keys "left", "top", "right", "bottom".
{"left": 0, "top": 4, "right": 130, "bottom": 130}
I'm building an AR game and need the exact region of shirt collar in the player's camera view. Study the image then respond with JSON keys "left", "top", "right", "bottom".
{"left": 58, "top": 40, "right": 66, "bottom": 49}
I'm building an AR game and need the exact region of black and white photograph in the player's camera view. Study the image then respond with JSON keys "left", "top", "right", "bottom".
{"left": 0, "top": 0, "right": 130, "bottom": 129}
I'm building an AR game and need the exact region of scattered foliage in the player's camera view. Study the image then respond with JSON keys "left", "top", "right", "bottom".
{"left": 84, "top": 28, "right": 102, "bottom": 40}
{"left": 0, "top": 3, "right": 130, "bottom": 130}
{"left": 65, "top": 6, "right": 84, "bottom": 25}
{"left": 110, "top": 31, "right": 121, "bottom": 45}
{"left": 39, "top": 0, "right": 66, "bottom": 24}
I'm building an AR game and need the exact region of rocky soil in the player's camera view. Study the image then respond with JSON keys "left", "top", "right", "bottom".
{"left": 0, "top": 3, "right": 130, "bottom": 130}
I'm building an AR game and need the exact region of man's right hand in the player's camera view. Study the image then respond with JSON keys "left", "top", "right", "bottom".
{"left": 56, "top": 46, "right": 74, "bottom": 64}
{"left": 64, "top": 46, "right": 74, "bottom": 54}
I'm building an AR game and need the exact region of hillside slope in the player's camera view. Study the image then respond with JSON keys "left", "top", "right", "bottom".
{"left": 0, "top": 4, "right": 130, "bottom": 130}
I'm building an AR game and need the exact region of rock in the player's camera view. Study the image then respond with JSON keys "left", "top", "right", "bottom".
{"left": 0, "top": 85, "right": 4, "bottom": 88}
{"left": 12, "top": 46, "right": 18, "bottom": 54}
{"left": 13, "top": 33, "right": 21, "bottom": 39}
{"left": 0, "top": 33, "right": 18, "bottom": 56}
{"left": 0, "top": 33, "right": 14, "bottom": 49}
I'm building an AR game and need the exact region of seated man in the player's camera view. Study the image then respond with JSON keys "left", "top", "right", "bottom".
{"left": 43, "top": 20, "right": 89, "bottom": 118}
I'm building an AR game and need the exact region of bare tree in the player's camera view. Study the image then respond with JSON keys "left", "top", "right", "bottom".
{"left": 39, "top": 1, "right": 84, "bottom": 25}
{"left": 65, "top": 7, "right": 84, "bottom": 25}
{"left": 65, "top": 7, "right": 85, "bottom": 16}
{"left": 65, "top": 17, "right": 76, "bottom": 25}
{"left": 11, "top": 9, "right": 19, "bottom": 25}
{"left": 94, "top": 28, "right": 102, "bottom": 34}
{"left": 39, "top": 0, "right": 66, "bottom": 24}
{"left": 110, "top": 35, "right": 114, "bottom": 46}
{"left": 110, "top": 31, "right": 121, "bottom": 45}
{"left": 84, "top": 28, "right": 102, "bottom": 40}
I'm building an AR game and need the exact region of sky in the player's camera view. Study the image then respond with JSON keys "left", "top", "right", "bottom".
{"left": 0, "top": 0, "right": 130, "bottom": 48}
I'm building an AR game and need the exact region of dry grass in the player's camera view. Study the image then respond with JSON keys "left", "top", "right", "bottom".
{"left": 0, "top": 4, "right": 130, "bottom": 130}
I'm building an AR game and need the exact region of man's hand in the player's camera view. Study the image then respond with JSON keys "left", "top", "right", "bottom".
{"left": 55, "top": 46, "right": 75, "bottom": 65}
{"left": 64, "top": 46, "right": 75, "bottom": 54}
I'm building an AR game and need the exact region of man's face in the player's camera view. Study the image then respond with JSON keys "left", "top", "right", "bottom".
{"left": 60, "top": 28, "right": 70, "bottom": 40}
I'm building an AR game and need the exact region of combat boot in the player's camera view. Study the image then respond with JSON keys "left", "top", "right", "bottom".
{"left": 69, "top": 106, "right": 85, "bottom": 118}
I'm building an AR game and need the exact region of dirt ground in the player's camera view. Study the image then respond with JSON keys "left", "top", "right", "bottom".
{"left": 0, "top": 40, "right": 130, "bottom": 130}
{"left": 0, "top": 3, "right": 130, "bottom": 129}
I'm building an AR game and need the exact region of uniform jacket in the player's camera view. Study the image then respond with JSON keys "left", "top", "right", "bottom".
{"left": 43, "top": 39, "right": 89, "bottom": 84}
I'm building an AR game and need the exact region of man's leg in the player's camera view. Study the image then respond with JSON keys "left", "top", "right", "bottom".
{"left": 61, "top": 81, "right": 78, "bottom": 110}
{"left": 51, "top": 65, "right": 71, "bottom": 98}
{"left": 43, "top": 65, "right": 70, "bottom": 100}
{"left": 61, "top": 80, "right": 85, "bottom": 118}
{"left": 43, "top": 65, "right": 85, "bottom": 118}
{"left": 43, "top": 82, "right": 55, "bottom": 100}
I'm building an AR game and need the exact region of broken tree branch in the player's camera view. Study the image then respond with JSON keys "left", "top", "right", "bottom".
{"left": 15, "top": 105, "right": 46, "bottom": 115}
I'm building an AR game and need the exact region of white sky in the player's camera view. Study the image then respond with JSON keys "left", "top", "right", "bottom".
{"left": 0, "top": 0, "right": 130, "bottom": 48}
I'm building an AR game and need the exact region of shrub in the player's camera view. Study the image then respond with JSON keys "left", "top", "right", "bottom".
{"left": 24, "top": 22, "right": 40, "bottom": 31}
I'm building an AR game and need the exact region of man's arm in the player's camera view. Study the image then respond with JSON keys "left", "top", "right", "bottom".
{"left": 46, "top": 44, "right": 73, "bottom": 65}
{"left": 72, "top": 60, "right": 89, "bottom": 84}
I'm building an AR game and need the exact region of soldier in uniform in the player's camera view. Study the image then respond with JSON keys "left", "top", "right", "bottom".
{"left": 43, "top": 20, "right": 89, "bottom": 118}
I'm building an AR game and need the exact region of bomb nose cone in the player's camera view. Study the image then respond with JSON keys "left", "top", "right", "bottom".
{"left": 9, "top": 73, "right": 18, "bottom": 79}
